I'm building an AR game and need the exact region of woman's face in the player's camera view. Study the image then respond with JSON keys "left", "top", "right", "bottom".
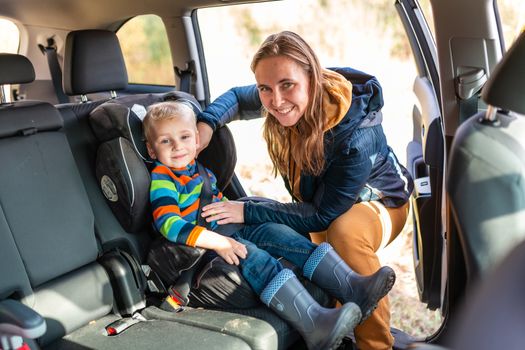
{"left": 254, "top": 55, "right": 310, "bottom": 127}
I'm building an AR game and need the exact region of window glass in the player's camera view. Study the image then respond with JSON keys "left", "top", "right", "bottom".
{"left": 497, "top": 0, "right": 525, "bottom": 48}
{"left": 198, "top": 0, "right": 417, "bottom": 198}
{"left": 117, "top": 15, "right": 174, "bottom": 85}
{"left": 0, "top": 19, "right": 20, "bottom": 102}
{"left": 198, "top": 0, "right": 440, "bottom": 338}
{"left": 0, "top": 18, "right": 19, "bottom": 53}
{"left": 417, "top": 0, "right": 435, "bottom": 40}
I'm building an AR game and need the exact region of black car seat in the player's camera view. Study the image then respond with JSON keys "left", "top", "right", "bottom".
{"left": 0, "top": 53, "right": 47, "bottom": 350}
{"left": 446, "top": 29, "right": 525, "bottom": 284}
{"left": 57, "top": 29, "right": 242, "bottom": 262}
{"left": 59, "top": 29, "right": 249, "bottom": 304}
{"left": 56, "top": 29, "right": 153, "bottom": 260}
{"left": 0, "top": 53, "right": 292, "bottom": 350}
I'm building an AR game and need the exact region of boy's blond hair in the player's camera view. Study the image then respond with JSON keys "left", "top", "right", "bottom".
{"left": 143, "top": 101, "right": 196, "bottom": 142}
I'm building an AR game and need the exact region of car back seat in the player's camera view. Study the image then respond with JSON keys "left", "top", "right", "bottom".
{"left": 0, "top": 53, "right": 286, "bottom": 350}
{"left": 41, "top": 29, "right": 315, "bottom": 349}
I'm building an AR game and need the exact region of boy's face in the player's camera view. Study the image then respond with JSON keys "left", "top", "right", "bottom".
{"left": 146, "top": 115, "right": 199, "bottom": 169}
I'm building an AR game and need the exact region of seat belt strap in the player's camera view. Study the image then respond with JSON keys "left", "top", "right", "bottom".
{"left": 196, "top": 160, "right": 213, "bottom": 229}
{"left": 455, "top": 66, "right": 487, "bottom": 124}
{"left": 175, "top": 60, "right": 195, "bottom": 93}
{"left": 458, "top": 95, "right": 479, "bottom": 124}
{"left": 164, "top": 161, "right": 213, "bottom": 309}
{"left": 39, "top": 39, "right": 69, "bottom": 104}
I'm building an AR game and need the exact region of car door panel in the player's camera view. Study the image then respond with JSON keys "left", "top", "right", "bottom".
{"left": 409, "top": 75, "right": 444, "bottom": 310}
{"left": 396, "top": 0, "right": 445, "bottom": 310}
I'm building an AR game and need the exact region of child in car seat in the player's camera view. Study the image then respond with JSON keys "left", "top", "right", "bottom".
{"left": 143, "top": 100, "right": 396, "bottom": 350}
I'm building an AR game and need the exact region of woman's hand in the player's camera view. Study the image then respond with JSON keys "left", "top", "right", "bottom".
{"left": 201, "top": 201, "right": 245, "bottom": 225}
{"left": 196, "top": 122, "right": 213, "bottom": 156}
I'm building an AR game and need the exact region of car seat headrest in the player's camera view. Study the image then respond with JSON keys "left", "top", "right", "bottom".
{"left": 90, "top": 91, "right": 201, "bottom": 161}
{"left": 0, "top": 54, "right": 35, "bottom": 85}
{"left": 91, "top": 101, "right": 149, "bottom": 161}
{"left": 89, "top": 91, "right": 237, "bottom": 233}
{"left": 482, "top": 30, "right": 525, "bottom": 115}
{"left": 63, "top": 30, "right": 128, "bottom": 96}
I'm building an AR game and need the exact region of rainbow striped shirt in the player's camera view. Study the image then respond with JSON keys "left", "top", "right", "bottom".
{"left": 150, "top": 160, "right": 225, "bottom": 246}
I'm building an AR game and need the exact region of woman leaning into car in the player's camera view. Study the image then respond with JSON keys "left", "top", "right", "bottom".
{"left": 198, "top": 30, "right": 413, "bottom": 350}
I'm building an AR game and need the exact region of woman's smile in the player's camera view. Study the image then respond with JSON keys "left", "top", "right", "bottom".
{"left": 254, "top": 55, "right": 310, "bottom": 127}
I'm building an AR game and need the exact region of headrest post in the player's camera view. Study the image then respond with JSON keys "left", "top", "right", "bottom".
{"left": 483, "top": 105, "right": 498, "bottom": 122}
{"left": 110, "top": 90, "right": 117, "bottom": 99}
{"left": 0, "top": 85, "right": 7, "bottom": 103}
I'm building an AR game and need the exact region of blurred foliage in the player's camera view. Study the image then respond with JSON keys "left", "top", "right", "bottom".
{"left": 318, "top": 0, "right": 329, "bottom": 9}
{"left": 229, "top": 0, "right": 418, "bottom": 60}
{"left": 497, "top": 0, "right": 525, "bottom": 47}
{"left": 239, "top": 8, "right": 263, "bottom": 47}
{"left": 117, "top": 15, "right": 175, "bottom": 85}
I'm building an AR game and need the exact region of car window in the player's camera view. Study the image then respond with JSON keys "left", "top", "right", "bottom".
{"left": 198, "top": 0, "right": 442, "bottom": 338}
{"left": 497, "top": 0, "right": 525, "bottom": 48}
{"left": 117, "top": 15, "right": 175, "bottom": 85}
{"left": 0, "top": 18, "right": 19, "bottom": 53}
{"left": 0, "top": 18, "right": 20, "bottom": 102}
{"left": 198, "top": 0, "right": 419, "bottom": 199}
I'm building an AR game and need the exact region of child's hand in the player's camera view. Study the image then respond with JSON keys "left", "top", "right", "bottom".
{"left": 201, "top": 201, "right": 245, "bottom": 224}
{"left": 213, "top": 237, "right": 247, "bottom": 265}
{"left": 195, "top": 230, "right": 247, "bottom": 265}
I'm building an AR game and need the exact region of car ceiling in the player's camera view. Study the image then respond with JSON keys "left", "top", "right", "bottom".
{"left": 0, "top": 0, "right": 273, "bottom": 30}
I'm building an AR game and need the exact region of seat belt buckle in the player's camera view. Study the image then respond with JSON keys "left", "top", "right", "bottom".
{"left": 159, "top": 285, "right": 191, "bottom": 312}
{"left": 105, "top": 314, "right": 144, "bottom": 336}
{"left": 161, "top": 294, "right": 185, "bottom": 313}
{"left": 16, "top": 343, "right": 31, "bottom": 350}
{"left": 161, "top": 286, "right": 190, "bottom": 312}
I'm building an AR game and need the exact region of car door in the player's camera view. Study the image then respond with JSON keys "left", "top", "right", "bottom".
{"left": 395, "top": 0, "right": 444, "bottom": 311}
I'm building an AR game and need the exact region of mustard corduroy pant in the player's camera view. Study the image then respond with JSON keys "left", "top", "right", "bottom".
{"left": 310, "top": 201, "right": 410, "bottom": 350}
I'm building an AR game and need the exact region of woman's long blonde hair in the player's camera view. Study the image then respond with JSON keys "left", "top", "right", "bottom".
{"left": 251, "top": 31, "right": 326, "bottom": 177}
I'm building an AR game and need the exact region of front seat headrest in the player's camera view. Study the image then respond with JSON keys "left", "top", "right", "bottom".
{"left": 482, "top": 31, "right": 525, "bottom": 115}
{"left": 63, "top": 29, "right": 128, "bottom": 95}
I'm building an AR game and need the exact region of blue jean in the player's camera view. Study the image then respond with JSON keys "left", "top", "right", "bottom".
{"left": 229, "top": 222, "right": 317, "bottom": 295}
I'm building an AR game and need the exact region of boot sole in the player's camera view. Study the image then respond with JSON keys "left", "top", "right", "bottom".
{"left": 360, "top": 267, "right": 396, "bottom": 324}
{"left": 318, "top": 303, "right": 362, "bottom": 350}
